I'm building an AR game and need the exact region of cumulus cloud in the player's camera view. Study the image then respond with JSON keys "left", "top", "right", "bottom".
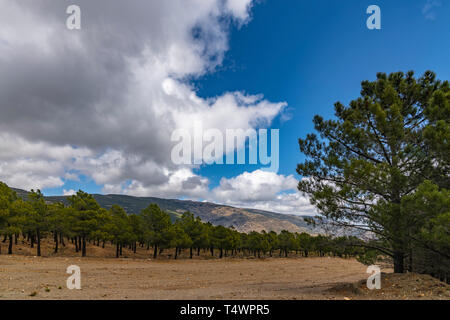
{"left": 210, "top": 170, "right": 316, "bottom": 215}
{"left": 0, "top": 1, "right": 308, "bottom": 215}
{"left": 63, "top": 189, "right": 76, "bottom": 196}
{"left": 104, "top": 168, "right": 210, "bottom": 199}
{"left": 0, "top": 133, "right": 91, "bottom": 190}
{"left": 212, "top": 170, "right": 297, "bottom": 202}
{"left": 225, "top": 0, "right": 254, "bottom": 22}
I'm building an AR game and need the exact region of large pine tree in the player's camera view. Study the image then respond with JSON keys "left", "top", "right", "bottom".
{"left": 297, "top": 71, "right": 449, "bottom": 273}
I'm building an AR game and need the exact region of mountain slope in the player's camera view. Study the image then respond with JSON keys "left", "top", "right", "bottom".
{"left": 13, "top": 188, "right": 319, "bottom": 234}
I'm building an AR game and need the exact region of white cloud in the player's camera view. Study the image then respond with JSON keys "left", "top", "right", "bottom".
{"left": 0, "top": 133, "right": 90, "bottom": 190}
{"left": 63, "top": 189, "right": 76, "bottom": 196}
{"left": 225, "top": 0, "right": 253, "bottom": 22}
{"left": 210, "top": 170, "right": 316, "bottom": 215}
{"left": 212, "top": 169, "right": 297, "bottom": 202}
{"left": 118, "top": 168, "right": 210, "bottom": 199}
{"left": 98, "top": 168, "right": 315, "bottom": 216}
{"left": 0, "top": 1, "right": 308, "bottom": 215}
{"left": 0, "top": 0, "right": 287, "bottom": 192}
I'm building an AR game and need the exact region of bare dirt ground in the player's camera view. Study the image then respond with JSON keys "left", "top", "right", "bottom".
{"left": 0, "top": 240, "right": 448, "bottom": 300}
{"left": 0, "top": 254, "right": 448, "bottom": 300}
{"left": 0, "top": 255, "right": 368, "bottom": 300}
{"left": 328, "top": 272, "right": 450, "bottom": 300}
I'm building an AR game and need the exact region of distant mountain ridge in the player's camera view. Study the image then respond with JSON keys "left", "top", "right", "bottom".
{"left": 12, "top": 188, "right": 319, "bottom": 234}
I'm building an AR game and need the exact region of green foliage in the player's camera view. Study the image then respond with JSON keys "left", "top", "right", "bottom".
{"left": 278, "top": 230, "right": 295, "bottom": 256}
{"left": 0, "top": 181, "right": 405, "bottom": 264}
{"left": 212, "top": 225, "right": 232, "bottom": 250}
{"left": 68, "top": 190, "right": 101, "bottom": 237}
{"left": 128, "top": 213, "right": 145, "bottom": 244}
{"left": 107, "top": 205, "right": 133, "bottom": 243}
{"left": 297, "top": 70, "right": 449, "bottom": 276}
{"left": 356, "top": 248, "right": 380, "bottom": 266}
{"left": 141, "top": 204, "right": 171, "bottom": 245}
{"left": 0, "top": 182, "right": 18, "bottom": 235}
{"left": 401, "top": 181, "right": 449, "bottom": 279}
{"left": 169, "top": 223, "right": 193, "bottom": 255}
{"left": 247, "top": 231, "right": 269, "bottom": 257}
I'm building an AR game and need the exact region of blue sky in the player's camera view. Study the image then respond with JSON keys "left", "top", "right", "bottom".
{"left": 194, "top": 0, "right": 450, "bottom": 187}
{"left": 1, "top": 0, "right": 449, "bottom": 214}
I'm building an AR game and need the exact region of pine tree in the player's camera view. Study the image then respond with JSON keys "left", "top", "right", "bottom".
{"left": 67, "top": 190, "right": 101, "bottom": 257}
{"left": 141, "top": 203, "right": 171, "bottom": 258}
{"left": 28, "top": 190, "right": 50, "bottom": 256}
{"left": 297, "top": 71, "right": 449, "bottom": 273}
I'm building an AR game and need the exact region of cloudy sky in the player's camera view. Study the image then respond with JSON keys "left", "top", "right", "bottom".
{"left": 0, "top": 0, "right": 448, "bottom": 215}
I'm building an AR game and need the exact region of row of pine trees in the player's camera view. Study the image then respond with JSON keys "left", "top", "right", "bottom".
{"left": 0, "top": 182, "right": 369, "bottom": 260}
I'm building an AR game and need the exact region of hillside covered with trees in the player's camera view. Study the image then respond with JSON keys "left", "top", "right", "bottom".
{"left": 12, "top": 188, "right": 318, "bottom": 234}
{"left": 1, "top": 183, "right": 376, "bottom": 263}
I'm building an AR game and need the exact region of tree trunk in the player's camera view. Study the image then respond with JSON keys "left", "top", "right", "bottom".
{"left": 75, "top": 237, "right": 79, "bottom": 252}
{"left": 408, "top": 249, "right": 413, "bottom": 272}
{"left": 174, "top": 247, "right": 178, "bottom": 259}
{"left": 54, "top": 231, "right": 58, "bottom": 253}
{"left": 219, "top": 248, "right": 223, "bottom": 259}
{"left": 153, "top": 245, "right": 158, "bottom": 259}
{"left": 116, "top": 242, "right": 120, "bottom": 258}
{"left": 8, "top": 235, "right": 13, "bottom": 254}
{"left": 189, "top": 247, "right": 193, "bottom": 259}
{"left": 60, "top": 233, "right": 65, "bottom": 247}
{"left": 81, "top": 236, "right": 86, "bottom": 257}
{"left": 36, "top": 229, "right": 41, "bottom": 257}
{"left": 197, "top": 247, "right": 200, "bottom": 256}
{"left": 393, "top": 251, "right": 405, "bottom": 273}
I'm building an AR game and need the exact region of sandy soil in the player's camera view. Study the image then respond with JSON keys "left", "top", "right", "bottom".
{"left": 328, "top": 272, "right": 450, "bottom": 300}
{"left": 1, "top": 240, "right": 448, "bottom": 300}
{"left": 1, "top": 255, "right": 376, "bottom": 300}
